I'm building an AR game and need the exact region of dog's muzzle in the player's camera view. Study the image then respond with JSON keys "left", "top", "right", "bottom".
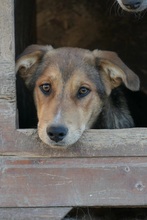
{"left": 122, "top": 0, "right": 141, "bottom": 10}
{"left": 46, "top": 125, "right": 68, "bottom": 143}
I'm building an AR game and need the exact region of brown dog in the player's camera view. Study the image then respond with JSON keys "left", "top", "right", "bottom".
{"left": 16, "top": 45, "right": 139, "bottom": 147}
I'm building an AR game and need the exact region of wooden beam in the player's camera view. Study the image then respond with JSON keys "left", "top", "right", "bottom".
{"left": 0, "top": 157, "right": 147, "bottom": 207}
{"left": 0, "top": 208, "right": 72, "bottom": 220}
{"left": 0, "top": 128, "right": 147, "bottom": 157}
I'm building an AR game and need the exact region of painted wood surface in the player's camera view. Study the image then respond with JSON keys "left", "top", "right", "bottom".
{"left": 0, "top": 157, "right": 147, "bottom": 207}
{"left": 0, "top": 208, "right": 72, "bottom": 220}
{"left": 0, "top": 128, "right": 147, "bottom": 157}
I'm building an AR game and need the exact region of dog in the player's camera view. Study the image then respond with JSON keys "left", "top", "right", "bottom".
{"left": 16, "top": 45, "right": 139, "bottom": 147}
{"left": 116, "top": 0, "right": 147, "bottom": 12}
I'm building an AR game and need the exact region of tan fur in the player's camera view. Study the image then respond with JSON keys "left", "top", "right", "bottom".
{"left": 16, "top": 45, "right": 140, "bottom": 148}
{"left": 35, "top": 66, "right": 102, "bottom": 146}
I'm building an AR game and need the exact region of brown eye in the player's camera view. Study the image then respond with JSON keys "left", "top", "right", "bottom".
{"left": 40, "top": 83, "right": 51, "bottom": 95}
{"left": 77, "top": 87, "right": 90, "bottom": 99}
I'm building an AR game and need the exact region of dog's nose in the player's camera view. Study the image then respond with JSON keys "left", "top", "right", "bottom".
{"left": 123, "top": 1, "right": 141, "bottom": 9}
{"left": 46, "top": 125, "right": 68, "bottom": 143}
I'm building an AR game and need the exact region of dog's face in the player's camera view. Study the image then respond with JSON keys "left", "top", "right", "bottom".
{"left": 16, "top": 45, "right": 139, "bottom": 147}
{"left": 117, "top": 0, "right": 147, "bottom": 12}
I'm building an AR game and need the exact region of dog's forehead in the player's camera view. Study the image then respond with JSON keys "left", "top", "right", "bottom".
{"left": 37, "top": 48, "right": 105, "bottom": 98}
{"left": 42, "top": 48, "right": 95, "bottom": 80}
{"left": 46, "top": 47, "right": 92, "bottom": 59}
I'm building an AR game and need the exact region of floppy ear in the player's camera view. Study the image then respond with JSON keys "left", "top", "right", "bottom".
{"left": 93, "top": 50, "right": 140, "bottom": 93}
{"left": 16, "top": 44, "right": 53, "bottom": 86}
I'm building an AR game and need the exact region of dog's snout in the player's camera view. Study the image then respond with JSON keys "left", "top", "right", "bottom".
{"left": 122, "top": 0, "right": 141, "bottom": 9}
{"left": 46, "top": 125, "right": 68, "bottom": 143}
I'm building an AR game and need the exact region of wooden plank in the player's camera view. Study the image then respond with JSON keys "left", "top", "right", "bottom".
{"left": 0, "top": 208, "right": 72, "bottom": 220}
{"left": 0, "top": 0, "right": 16, "bottom": 129}
{"left": 0, "top": 0, "right": 14, "bottom": 62}
{"left": 0, "top": 157, "right": 147, "bottom": 207}
{"left": 0, "top": 128, "right": 147, "bottom": 157}
{"left": 0, "top": 0, "right": 15, "bottom": 101}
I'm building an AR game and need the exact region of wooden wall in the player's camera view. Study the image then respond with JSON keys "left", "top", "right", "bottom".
{"left": 0, "top": 0, "right": 147, "bottom": 219}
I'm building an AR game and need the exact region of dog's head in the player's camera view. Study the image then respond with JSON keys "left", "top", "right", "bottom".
{"left": 16, "top": 45, "right": 139, "bottom": 147}
{"left": 117, "top": 0, "right": 147, "bottom": 12}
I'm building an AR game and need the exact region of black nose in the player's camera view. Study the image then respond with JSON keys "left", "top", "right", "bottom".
{"left": 123, "top": 1, "right": 141, "bottom": 9}
{"left": 46, "top": 125, "right": 68, "bottom": 143}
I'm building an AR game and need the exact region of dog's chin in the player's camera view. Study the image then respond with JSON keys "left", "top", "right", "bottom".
{"left": 46, "top": 143, "right": 69, "bottom": 149}
{"left": 39, "top": 135, "right": 81, "bottom": 149}
{"left": 43, "top": 140, "right": 78, "bottom": 149}
{"left": 123, "top": 7, "right": 144, "bottom": 12}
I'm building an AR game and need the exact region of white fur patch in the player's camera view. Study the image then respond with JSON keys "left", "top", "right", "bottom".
{"left": 53, "top": 110, "right": 62, "bottom": 124}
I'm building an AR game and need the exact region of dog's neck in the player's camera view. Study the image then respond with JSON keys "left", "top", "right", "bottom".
{"left": 93, "top": 88, "right": 134, "bottom": 129}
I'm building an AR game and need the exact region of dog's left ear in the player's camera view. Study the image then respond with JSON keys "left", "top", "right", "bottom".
{"left": 93, "top": 49, "right": 140, "bottom": 93}
{"left": 16, "top": 44, "right": 53, "bottom": 87}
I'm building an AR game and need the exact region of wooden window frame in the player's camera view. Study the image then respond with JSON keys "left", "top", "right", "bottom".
{"left": 0, "top": 0, "right": 147, "bottom": 219}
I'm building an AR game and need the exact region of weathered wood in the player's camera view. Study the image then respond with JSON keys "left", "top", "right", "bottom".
{"left": 0, "top": 208, "right": 72, "bottom": 220}
{"left": 0, "top": 128, "right": 147, "bottom": 157}
{"left": 0, "top": 0, "right": 15, "bottom": 103}
{"left": 0, "top": 157, "right": 147, "bottom": 207}
{"left": 0, "top": 0, "right": 14, "bottom": 62}
{"left": 0, "top": 0, "right": 16, "bottom": 130}
{"left": 0, "top": 0, "right": 147, "bottom": 217}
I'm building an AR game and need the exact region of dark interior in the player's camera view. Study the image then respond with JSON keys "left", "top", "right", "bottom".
{"left": 15, "top": 0, "right": 147, "bottom": 128}
{"left": 63, "top": 207, "right": 147, "bottom": 220}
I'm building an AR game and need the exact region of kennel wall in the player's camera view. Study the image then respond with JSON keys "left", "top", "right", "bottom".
{"left": 0, "top": 0, "right": 147, "bottom": 219}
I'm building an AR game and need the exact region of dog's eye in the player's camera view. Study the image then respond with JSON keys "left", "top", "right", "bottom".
{"left": 40, "top": 83, "right": 51, "bottom": 95}
{"left": 77, "top": 87, "right": 90, "bottom": 98}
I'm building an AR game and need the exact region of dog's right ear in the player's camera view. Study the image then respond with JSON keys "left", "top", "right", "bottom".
{"left": 93, "top": 49, "right": 140, "bottom": 94}
{"left": 16, "top": 44, "right": 53, "bottom": 86}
